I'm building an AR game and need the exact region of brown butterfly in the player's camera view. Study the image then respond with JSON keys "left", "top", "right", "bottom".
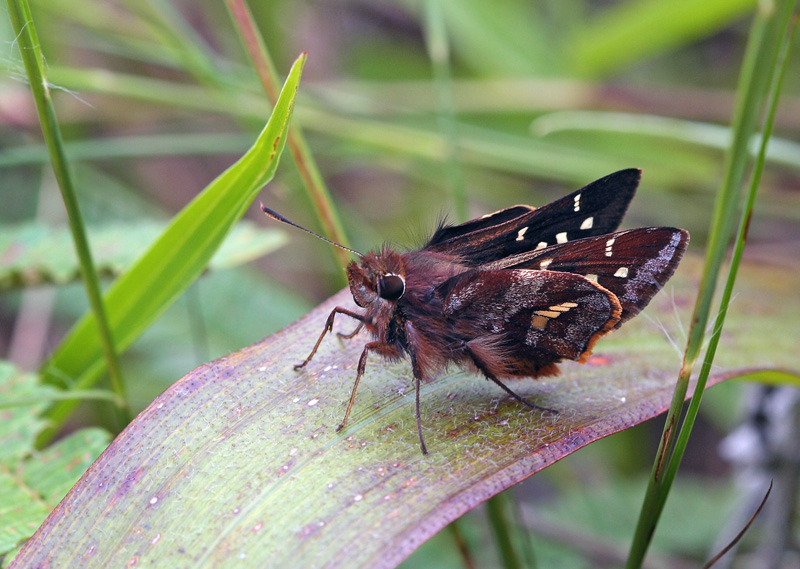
{"left": 263, "top": 169, "right": 689, "bottom": 454}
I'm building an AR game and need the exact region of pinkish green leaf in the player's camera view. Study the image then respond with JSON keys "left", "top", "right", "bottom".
{"left": 10, "top": 256, "right": 798, "bottom": 568}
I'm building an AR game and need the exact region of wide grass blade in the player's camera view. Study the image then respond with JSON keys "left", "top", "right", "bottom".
{"left": 10, "top": 253, "right": 799, "bottom": 568}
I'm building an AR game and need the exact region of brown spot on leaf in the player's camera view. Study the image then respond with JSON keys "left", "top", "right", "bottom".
{"left": 297, "top": 521, "right": 325, "bottom": 540}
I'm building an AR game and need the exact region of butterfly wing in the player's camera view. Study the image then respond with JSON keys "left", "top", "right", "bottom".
{"left": 439, "top": 269, "right": 622, "bottom": 377}
{"left": 482, "top": 227, "right": 689, "bottom": 326}
{"left": 426, "top": 168, "right": 641, "bottom": 265}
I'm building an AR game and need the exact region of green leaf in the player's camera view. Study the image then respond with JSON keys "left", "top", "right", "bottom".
{"left": 0, "top": 362, "right": 110, "bottom": 559}
{"left": 0, "top": 222, "right": 286, "bottom": 289}
{"left": 11, "top": 255, "right": 799, "bottom": 568}
{"left": 38, "top": 53, "right": 306, "bottom": 438}
{"left": 0, "top": 364, "right": 54, "bottom": 469}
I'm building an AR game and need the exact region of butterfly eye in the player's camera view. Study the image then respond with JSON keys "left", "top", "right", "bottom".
{"left": 378, "top": 273, "right": 405, "bottom": 301}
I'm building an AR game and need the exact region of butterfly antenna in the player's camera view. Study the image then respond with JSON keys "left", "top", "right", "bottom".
{"left": 260, "top": 203, "right": 363, "bottom": 258}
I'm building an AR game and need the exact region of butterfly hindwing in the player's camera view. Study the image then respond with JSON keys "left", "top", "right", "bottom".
{"left": 426, "top": 168, "right": 642, "bottom": 265}
{"left": 439, "top": 269, "right": 622, "bottom": 376}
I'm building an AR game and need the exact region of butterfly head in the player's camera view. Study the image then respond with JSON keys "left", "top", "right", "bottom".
{"left": 347, "top": 249, "right": 406, "bottom": 308}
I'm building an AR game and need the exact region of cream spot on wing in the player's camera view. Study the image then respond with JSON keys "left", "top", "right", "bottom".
{"left": 535, "top": 310, "right": 561, "bottom": 319}
{"left": 516, "top": 227, "right": 528, "bottom": 241}
{"left": 556, "top": 232, "right": 568, "bottom": 244}
{"left": 605, "top": 237, "right": 616, "bottom": 257}
{"left": 531, "top": 315, "right": 549, "bottom": 330}
{"left": 535, "top": 241, "right": 547, "bottom": 250}
{"left": 573, "top": 194, "right": 581, "bottom": 212}
{"left": 614, "top": 267, "right": 629, "bottom": 277}
{"left": 585, "top": 273, "right": 599, "bottom": 283}
{"left": 531, "top": 301, "right": 578, "bottom": 332}
{"left": 539, "top": 258, "right": 553, "bottom": 269}
{"left": 580, "top": 216, "right": 594, "bottom": 230}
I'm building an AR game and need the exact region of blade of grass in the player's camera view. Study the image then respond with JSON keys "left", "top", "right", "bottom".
{"left": 437, "top": 1, "right": 553, "bottom": 75}
{"left": 531, "top": 111, "right": 800, "bottom": 173}
{"left": 37, "top": 52, "right": 307, "bottom": 445}
{"left": 0, "top": 133, "right": 255, "bottom": 167}
{"left": 120, "top": 0, "right": 224, "bottom": 88}
{"left": 226, "top": 0, "right": 350, "bottom": 274}
{"left": 662, "top": 1, "right": 798, "bottom": 515}
{"left": 568, "top": 0, "right": 756, "bottom": 76}
{"left": 423, "top": 0, "right": 466, "bottom": 223}
{"left": 0, "top": 388, "right": 123, "bottom": 410}
{"left": 36, "top": 65, "right": 800, "bottom": 184}
{"left": 731, "top": 369, "right": 800, "bottom": 387}
{"left": 625, "top": 2, "right": 798, "bottom": 567}
{"left": 6, "top": 0, "right": 128, "bottom": 425}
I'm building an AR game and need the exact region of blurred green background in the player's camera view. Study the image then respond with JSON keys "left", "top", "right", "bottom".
{"left": 2, "top": 1, "right": 799, "bottom": 567}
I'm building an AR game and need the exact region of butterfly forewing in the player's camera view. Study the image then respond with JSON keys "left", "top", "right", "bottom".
{"left": 485, "top": 227, "right": 689, "bottom": 325}
{"left": 426, "top": 168, "right": 642, "bottom": 265}
{"left": 428, "top": 205, "right": 534, "bottom": 242}
{"left": 440, "top": 269, "right": 622, "bottom": 376}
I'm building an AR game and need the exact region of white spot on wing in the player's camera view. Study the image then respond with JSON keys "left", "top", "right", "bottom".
{"left": 614, "top": 267, "right": 629, "bottom": 278}
{"left": 539, "top": 258, "right": 553, "bottom": 269}
{"left": 535, "top": 241, "right": 547, "bottom": 250}
{"left": 580, "top": 216, "right": 594, "bottom": 230}
{"left": 605, "top": 237, "right": 616, "bottom": 257}
{"left": 516, "top": 227, "right": 528, "bottom": 241}
{"left": 556, "top": 232, "right": 568, "bottom": 244}
{"left": 573, "top": 194, "right": 581, "bottom": 212}
{"left": 585, "top": 273, "right": 599, "bottom": 283}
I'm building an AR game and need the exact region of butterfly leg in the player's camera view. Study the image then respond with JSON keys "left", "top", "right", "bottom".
{"left": 336, "top": 340, "right": 397, "bottom": 434}
{"left": 337, "top": 322, "right": 364, "bottom": 340}
{"left": 408, "top": 352, "right": 428, "bottom": 455}
{"left": 295, "top": 307, "right": 366, "bottom": 370}
{"left": 466, "top": 345, "right": 558, "bottom": 415}
{"left": 402, "top": 322, "right": 429, "bottom": 454}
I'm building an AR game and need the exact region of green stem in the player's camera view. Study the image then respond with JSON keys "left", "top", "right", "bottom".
{"left": 662, "top": 5, "right": 799, "bottom": 514}
{"left": 7, "top": 0, "right": 129, "bottom": 427}
{"left": 625, "top": 2, "right": 798, "bottom": 567}
{"left": 486, "top": 490, "right": 533, "bottom": 569}
{"left": 424, "top": 0, "right": 467, "bottom": 222}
